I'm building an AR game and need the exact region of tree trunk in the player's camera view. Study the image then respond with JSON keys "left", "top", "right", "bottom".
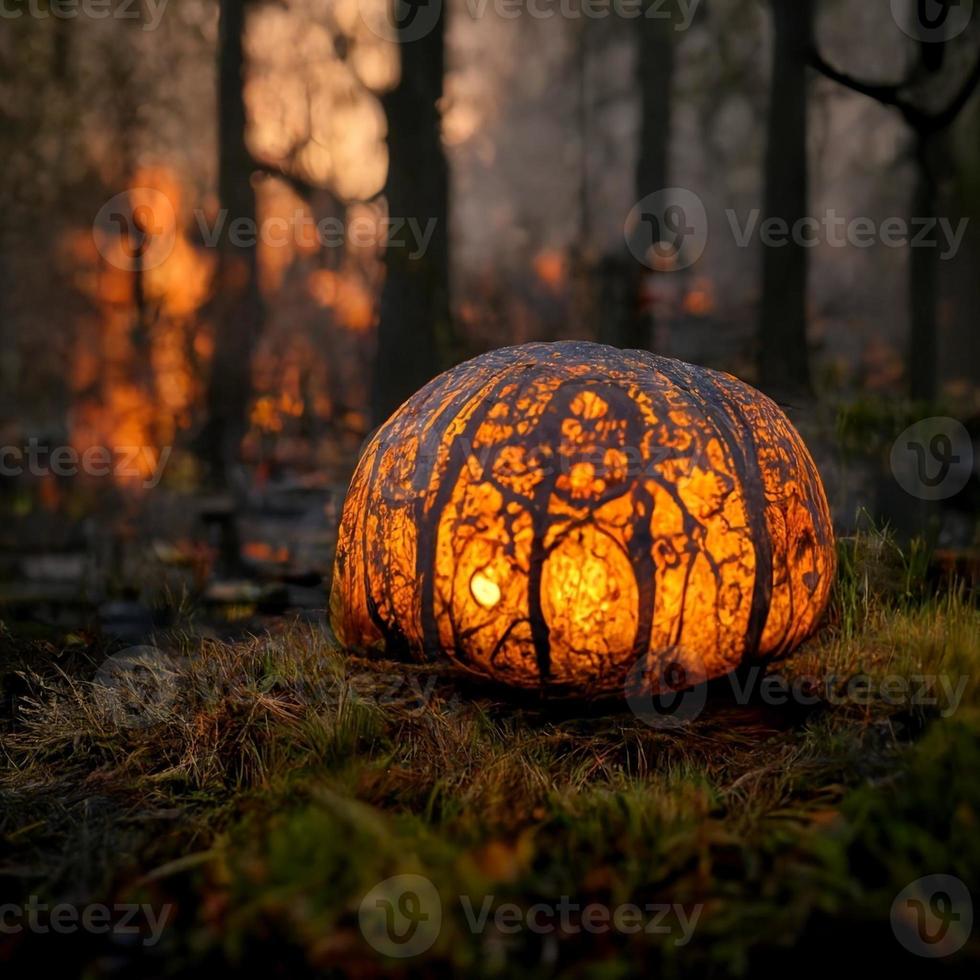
{"left": 759, "top": 0, "right": 813, "bottom": 396}
{"left": 602, "top": 13, "right": 675, "bottom": 352}
{"left": 908, "top": 133, "right": 943, "bottom": 403}
{"left": 809, "top": 25, "right": 980, "bottom": 401}
{"left": 629, "top": 13, "right": 675, "bottom": 351}
{"left": 372, "top": 13, "right": 452, "bottom": 426}
{"left": 203, "top": 0, "right": 263, "bottom": 483}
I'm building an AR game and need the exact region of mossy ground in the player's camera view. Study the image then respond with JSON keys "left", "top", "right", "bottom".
{"left": 1, "top": 529, "right": 978, "bottom": 977}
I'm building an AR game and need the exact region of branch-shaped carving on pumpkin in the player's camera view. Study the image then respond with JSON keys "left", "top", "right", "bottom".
{"left": 412, "top": 369, "right": 679, "bottom": 686}
{"left": 331, "top": 342, "right": 834, "bottom": 698}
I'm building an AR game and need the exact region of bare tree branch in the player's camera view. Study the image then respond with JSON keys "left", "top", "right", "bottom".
{"left": 248, "top": 153, "right": 354, "bottom": 213}
{"left": 809, "top": 45, "right": 980, "bottom": 136}
{"left": 807, "top": 47, "right": 929, "bottom": 130}
{"left": 929, "top": 51, "right": 980, "bottom": 133}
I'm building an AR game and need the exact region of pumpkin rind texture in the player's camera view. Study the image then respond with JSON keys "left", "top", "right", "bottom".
{"left": 330, "top": 342, "right": 835, "bottom": 696}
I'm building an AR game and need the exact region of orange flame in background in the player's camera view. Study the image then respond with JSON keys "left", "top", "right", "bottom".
{"left": 65, "top": 150, "right": 386, "bottom": 479}
{"left": 682, "top": 278, "right": 716, "bottom": 318}
{"left": 307, "top": 269, "right": 375, "bottom": 333}
{"left": 242, "top": 540, "right": 290, "bottom": 563}
{"left": 57, "top": 0, "right": 402, "bottom": 482}
{"left": 53, "top": 0, "right": 433, "bottom": 476}
{"left": 533, "top": 249, "right": 567, "bottom": 292}
{"left": 70, "top": 385, "right": 160, "bottom": 481}
{"left": 246, "top": 179, "right": 381, "bottom": 444}
{"left": 65, "top": 166, "right": 215, "bottom": 487}
{"left": 256, "top": 181, "right": 319, "bottom": 296}
{"left": 250, "top": 390, "right": 305, "bottom": 434}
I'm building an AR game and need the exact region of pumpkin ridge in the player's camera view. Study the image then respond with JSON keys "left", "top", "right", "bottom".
{"left": 521, "top": 371, "right": 655, "bottom": 687}
{"left": 520, "top": 375, "right": 611, "bottom": 685}
{"left": 638, "top": 358, "right": 752, "bottom": 673}
{"left": 417, "top": 366, "right": 536, "bottom": 659}
{"left": 700, "top": 372, "right": 775, "bottom": 659}
{"left": 360, "top": 437, "right": 407, "bottom": 652}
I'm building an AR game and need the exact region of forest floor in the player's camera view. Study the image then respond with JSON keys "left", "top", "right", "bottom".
{"left": 1, "top": 528, "right": 979, "bottom": 977}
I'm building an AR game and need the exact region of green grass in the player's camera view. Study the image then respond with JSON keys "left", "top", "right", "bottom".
{"left": 1, "top": 531, "right": 978, "bottom": 976}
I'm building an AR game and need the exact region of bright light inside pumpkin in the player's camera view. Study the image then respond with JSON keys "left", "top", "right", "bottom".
{"left": 470, "top": 569, "right": 502, "bottom": 609}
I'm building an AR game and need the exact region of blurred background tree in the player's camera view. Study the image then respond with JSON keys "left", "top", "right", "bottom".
{"left": 0, "top": 0, "right": 978, "bottom": 553}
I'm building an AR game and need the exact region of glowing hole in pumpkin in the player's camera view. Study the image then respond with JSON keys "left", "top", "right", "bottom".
{"left": 470, "top": 569, "right": 501, "bottom": 609}
{"left": 568, "top": 461, "right": 597, "bottom": 496}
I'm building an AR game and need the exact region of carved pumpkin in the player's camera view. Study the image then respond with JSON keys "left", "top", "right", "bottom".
{"left": 330, "top": 342, "right": 834, "bottom": 697}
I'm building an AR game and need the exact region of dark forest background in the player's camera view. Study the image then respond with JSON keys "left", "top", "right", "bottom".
{"left": 0, "top": 0, "right": 978, "bottom": 623}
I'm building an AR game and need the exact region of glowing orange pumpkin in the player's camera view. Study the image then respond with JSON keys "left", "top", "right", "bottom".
{"left": 330, "top": 342, "right": 834, "bottom": 696}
